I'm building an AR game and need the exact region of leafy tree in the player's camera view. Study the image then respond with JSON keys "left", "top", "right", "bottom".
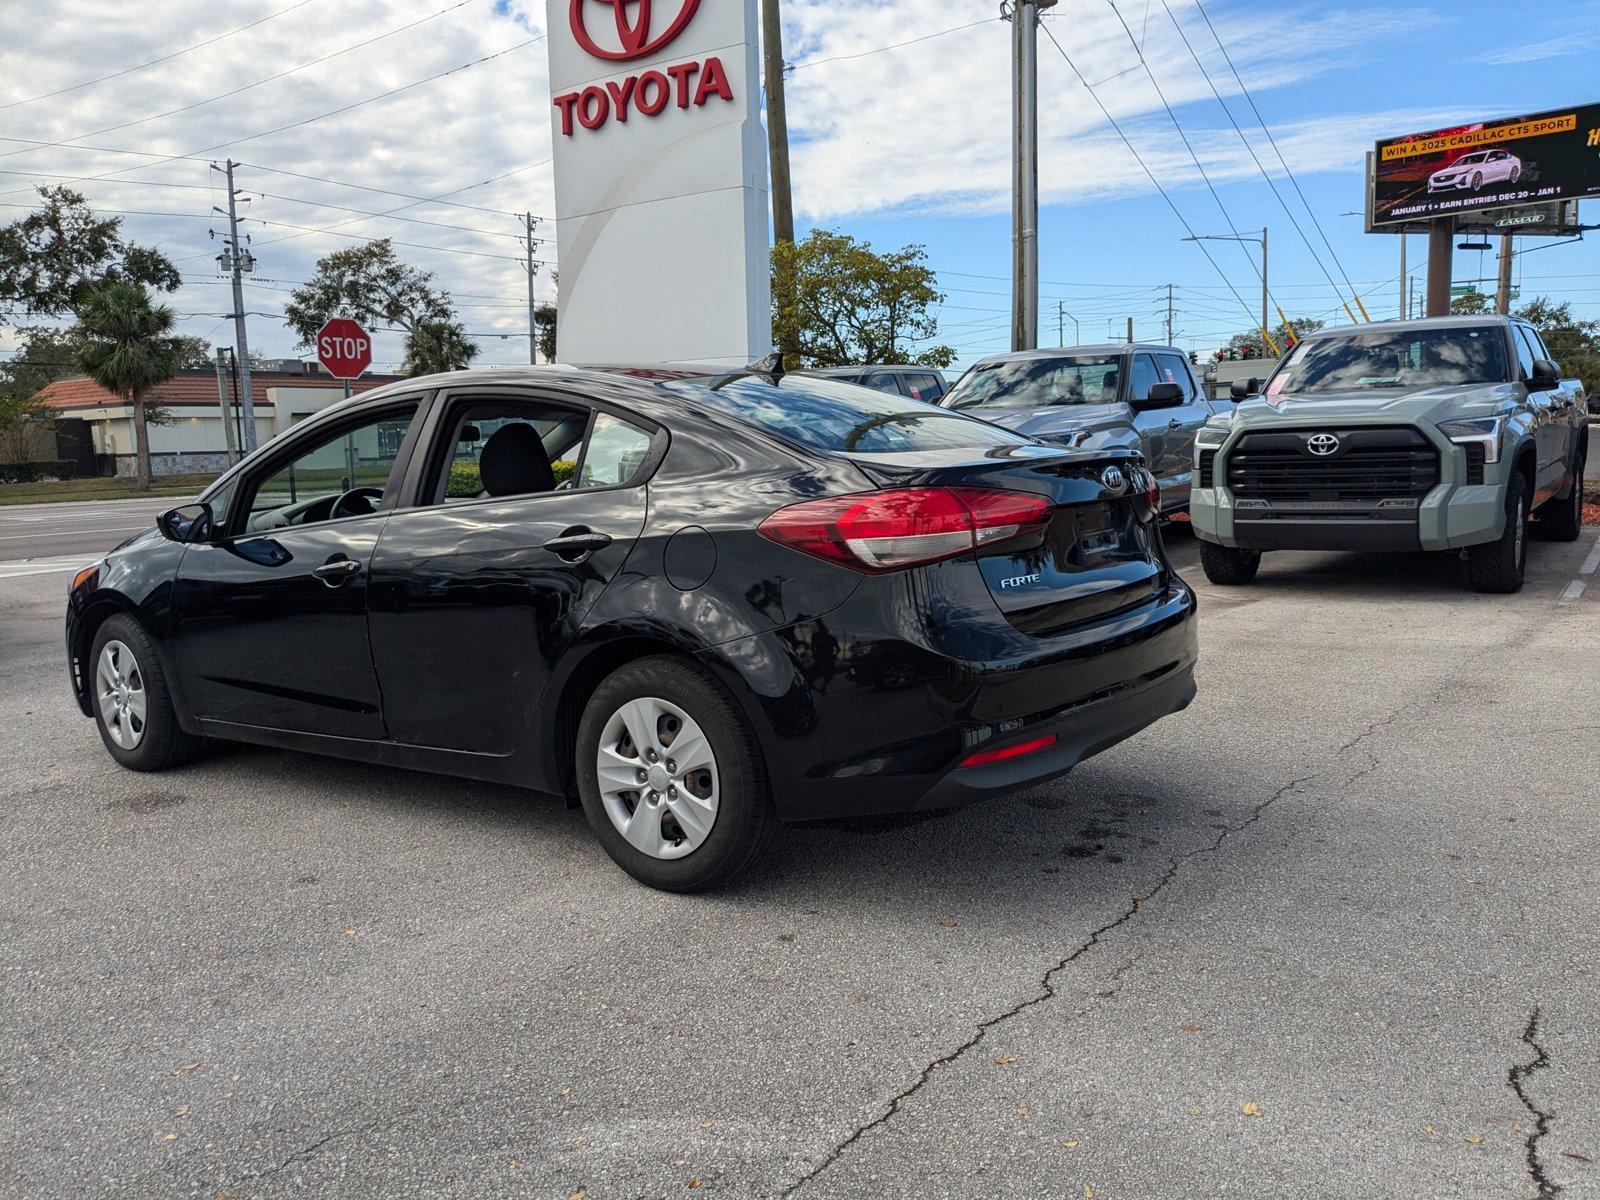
{"left": 73, "top": 282, "right": 184, "bottom": 491}
{"left": 175, "top": 336, "right": 216, "bottom": 369}
{"left": 0, "top": 187, "right": 179, "bottom": 318}
{"left": 282, "top": 240, "right": 455, "bottom": 347}
{"left": 0, "top": 326, "right": 87, "bottom": 462}
{"left": 536, "top": 301, "right": 557, "bottom": 362}
{"left": 1450, "top": 290, "right": 1490, "bottom": 315}
{"left": 1218, "top": 316, "right": 1325, "bottom": 360}
{"left": 1517, "top": 297, "right": 1600, "bottom": 400}
{"left": 772, "top": 230, "right": 954, "bottom": 368}
{"left": 403, "top": 319, "right": 479, "bottom": 376}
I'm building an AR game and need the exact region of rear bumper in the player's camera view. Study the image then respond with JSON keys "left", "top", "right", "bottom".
{"left": 701, "top": 576, "right": 1199, "bottom": 822}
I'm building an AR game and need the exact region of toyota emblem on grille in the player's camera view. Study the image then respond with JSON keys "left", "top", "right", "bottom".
{"left": 1100, "top": 465, "right": 1128, "bottom": 493}
{"left": 1306, "top": 432, "right": 1340, "bottom": 456}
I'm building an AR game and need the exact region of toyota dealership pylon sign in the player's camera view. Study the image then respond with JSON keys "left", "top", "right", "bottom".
{"left": 314, "top": 317, "right": 373, "bottom": 380}
{"left": 546, "top": 0, "right": 770, "bottom": 365}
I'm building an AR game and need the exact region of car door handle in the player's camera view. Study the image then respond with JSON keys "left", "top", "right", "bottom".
{"left": 1167, "top": 418, "right": 1182, "bottom": 429}
{"left": 543, "top": 527, "right": 613, "bottom": 561}
{"left": 312, "top": 558, "right": 362, "bottom": 586}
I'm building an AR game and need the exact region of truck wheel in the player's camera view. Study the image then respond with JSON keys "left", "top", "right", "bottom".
{"left": 1537, "top": 447, "right": 1586, "bottom": 543}
{"left": 1198, "top": 541, "right": 1261, "bottom": 585}
{"left": 1467, "top": 472, "right": 1529, "bottom": 593}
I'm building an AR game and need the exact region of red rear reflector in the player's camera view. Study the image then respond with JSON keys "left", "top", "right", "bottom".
{"left": 958, "top": 733, "right": 1058, "bottom": 768}
{"left": 757, "top": 487, "right": 1050, "bottom": 573}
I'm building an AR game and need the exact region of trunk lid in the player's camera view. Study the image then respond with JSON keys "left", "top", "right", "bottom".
{"left": 842, "top": 443, "right": 1167, "bottom": 633}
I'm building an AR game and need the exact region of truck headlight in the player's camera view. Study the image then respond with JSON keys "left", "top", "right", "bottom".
{"left": 1437, "top": 416, "right": 1506, "bottom": 464}
{"left": 1195, "top": 424, "right": 1230, "bottom": 449}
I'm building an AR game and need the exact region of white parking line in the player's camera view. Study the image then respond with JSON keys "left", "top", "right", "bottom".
{"left": 1581, "top": 531, "right": 1600, "bottom": 577}
{"left": 1561, "top": 579, "right": 1586, "bottom": 602}
{"left": 0, "top": 525, "right": 149, "bottom": 541}
{"left": 0, "top": 556, "right": 93, "bottom": 581}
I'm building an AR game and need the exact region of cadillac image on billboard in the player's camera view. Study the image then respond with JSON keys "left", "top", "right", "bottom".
{"left": 1370, "top": 102, "right": 1600, "bottom": 227}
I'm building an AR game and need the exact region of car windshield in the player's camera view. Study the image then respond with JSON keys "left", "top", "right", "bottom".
{"left": 679, "top": 375, "right": 1031, "bottom": 454}
{"left": 1265, "top": 327, "right": 1510, "bottom": 397}
{"left": 944, "top": 356, "right": 1123, "bottom": 410}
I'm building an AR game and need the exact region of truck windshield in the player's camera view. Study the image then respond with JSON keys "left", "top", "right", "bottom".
{"left": 945, "top": 355, "right": 1123, "bottom": 410}
{"left": 1267, "top": 327, "right": 1510, "bottom": 397}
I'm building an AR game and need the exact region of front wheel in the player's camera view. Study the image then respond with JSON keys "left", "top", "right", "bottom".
{"left": 1510, "top": 165, "right": 1522, "bottom": 183}
{"left": 576, "top": 655, "right": 777, "bottom": 892}
{"left": 1198, "top": 540, "right": 1262, "bottom": 585}
{"left": 1471, "top": 171, "right": 1484, "bottom": 191}
{"left": 90, "top": 614, "right": 204, "bottom": 771}
{"left": 1467, "top": 473, "right": 1529, "bottom": 593}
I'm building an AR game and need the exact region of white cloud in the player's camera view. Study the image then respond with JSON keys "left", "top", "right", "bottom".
{"left": 1475, "top": 32, "right": 1597, "bottom": 65}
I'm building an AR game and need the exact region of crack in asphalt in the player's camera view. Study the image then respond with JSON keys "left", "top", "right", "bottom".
{"left": 241, "top": 1109, "right": 418, "bottom": 1185}
{"left": 1507, "top": 1008, "right": 1560, "bottom": 1198}
{"left": 779, "top": 767, "right": 1320, "bottom": 1198}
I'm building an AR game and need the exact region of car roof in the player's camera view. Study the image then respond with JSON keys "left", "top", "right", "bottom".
{"left": 1295, "top": 315, "right": 1522, "bottom": 340}
{"left": 966, "top": 343, "right": 1184, "bottom": 367}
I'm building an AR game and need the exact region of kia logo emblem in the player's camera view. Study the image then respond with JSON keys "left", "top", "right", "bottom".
{"left": 1100, "top": 465, "right": 1127, "bottom": 493}
{"left": 570, "top": 0, "right": 701, "bottom": 61}
{"left": 1306, "top": 433, "right": 1340, "bottom": 456}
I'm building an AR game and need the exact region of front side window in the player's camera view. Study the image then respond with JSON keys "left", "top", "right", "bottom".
{"left": 1129, "top": 354, "right": 1162, "bottom": 402}
{"left": 943, "top": 355, "right": 1124, "bottom": 410}
{"left": 1512, "top": 327, "right": 1538, "bottom": 380}
{"left": 1154, "top": 353, "right": 1198, "bottom": 401}
{"left": 863, "top": 373, "right": 903, "bottom": 395}
{"left": 1265, "top": 327, "right": 1510, "bottom": 397}
{"left": 242, "top": 404, "right": 418, "bottom": 532}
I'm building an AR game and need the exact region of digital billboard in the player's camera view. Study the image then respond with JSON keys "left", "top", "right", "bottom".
{"left": 1370, "top": 103, "right": 1600, "bottom": 227}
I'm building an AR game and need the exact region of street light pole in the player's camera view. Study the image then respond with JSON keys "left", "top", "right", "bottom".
{"left": 1184, "top": 228, "right": 1271, "bottom": 346}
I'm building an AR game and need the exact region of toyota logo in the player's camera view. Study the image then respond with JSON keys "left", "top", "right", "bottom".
{"left": 570, "top": 0, "right": 701, "bottom": 61}
{"left": 1306, "top": 433, "right": 1341, "bottom": 456}
{"left": 1100, "top": 465, "right": 1128, "bottom": 493}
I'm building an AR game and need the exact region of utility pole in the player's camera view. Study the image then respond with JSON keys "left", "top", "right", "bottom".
{"left": 1494, "top": 232, "right": 1514, "bottom": 315}
{"left": 522, "top": 213, "right": 541, "bottom": 363}
{"left": 762, "top": 0, "right": 798, "bottom": 360}
{"left": 213, "top": 160, "right": 256, "bottom": 452}
{"left": 1126, "top": 316, "right": 1134, "bottom": 343}
{"left": 1425, "top": 215, "right": 1452, "bottom": 317}
{"left": 1009, "top": 0, "right": 1056, "bottom": 351}
{"left": 1259, "top": 226, "right": 1269, "bottom": 344}
{"left": 213, "top": 348, "right": 238, "bottom": 465}
{"left": 1398, "top": 232, "right": 1408, "bottom": 320}
{"left": 1055, "top": 300, "right": 1078, "bottom": 345}
{"left": 1164, "top": 283, "right": 1174, "bottom": 344}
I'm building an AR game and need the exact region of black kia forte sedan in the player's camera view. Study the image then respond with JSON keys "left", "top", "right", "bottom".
{"left": 66, "top": 363, "right": 1198, "bottom": 890}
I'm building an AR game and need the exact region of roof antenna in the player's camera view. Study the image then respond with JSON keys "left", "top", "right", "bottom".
{"left": 747, "top": 351, "right": 785, "bottom": 379}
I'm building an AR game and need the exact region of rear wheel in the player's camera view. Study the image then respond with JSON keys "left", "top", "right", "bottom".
{"left": 1198, "top": 540, "right": 1262, "bottom": 585}
{"left": 1468, "top": 472, "right": 1529, "bottom": 593}
{"left": 90, "top": 614, "right": 203, "bottom": 771}
{"left": 1510, "top": 165, "right": 1522, "bottom": 183}
{"left": 576, "top": 655, "right": 776, "bottom": 892}
{"left": 1538, "top": 446, "right": 1586, "bottom": 542}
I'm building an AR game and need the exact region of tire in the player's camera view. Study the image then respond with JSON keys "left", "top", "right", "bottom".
{"left": 576, "top": 655, "right": 777, "bottom": 892}
{"left": 89, "top": 613, "right": 204, "bottom": 771}
{"left": 1471, "top": 171, "right": 1484, "bottom": 191}
{"left": 1198, "top": 540, "right": 1262, "bottom": 585}
{"left": 1510, "top": 166, "right": 1522, "bottom": 183}
{"left": 1537, "top": 446, "right": 1586, "bottom": 543}
{"left": 1467, "top": 471, "right": 1529, "bottom": 593}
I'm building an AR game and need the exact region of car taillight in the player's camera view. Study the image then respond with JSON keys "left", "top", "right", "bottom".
{"left": 757, "top": 487, "right": 1051, "bottom": 573}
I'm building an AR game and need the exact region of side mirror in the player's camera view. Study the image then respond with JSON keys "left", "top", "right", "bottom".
{"left": 157, "top": 503, "right": 214, "bottom": 544}
{"left": 1229, "top": 377, "right": 1260, "bottom": 401}
{"left": 1528, "top": 359, "right": 1560, "bottom": 392}
{"left": 1133, "top": 381, "right": 1185, "bottom": 410}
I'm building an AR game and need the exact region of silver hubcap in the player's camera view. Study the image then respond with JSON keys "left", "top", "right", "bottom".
{"left": 1515, "top": 498, "right": 1526, "bottom": 564}
{"left": 596, "top": 696, "right": 718, "bottom": 860}
{"left": 96, "top": 640, "right": 147, "bottom": 750}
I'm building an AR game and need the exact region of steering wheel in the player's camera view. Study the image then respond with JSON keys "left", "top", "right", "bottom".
{"left": 330, "top": 486, "right": 384, "bottom": 520}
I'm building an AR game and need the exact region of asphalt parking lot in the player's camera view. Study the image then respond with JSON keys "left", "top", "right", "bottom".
{"left": 2, "top": 498, "right": 1598, "bottom": 1199}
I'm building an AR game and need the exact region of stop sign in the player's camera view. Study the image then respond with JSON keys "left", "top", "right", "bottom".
{"left": 315, "top": 317, "right": 372, "bottom": 380}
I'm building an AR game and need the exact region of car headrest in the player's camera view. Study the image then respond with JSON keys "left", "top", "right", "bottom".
{"left": 478, "top": 422, "right": 555, "bottom": 497}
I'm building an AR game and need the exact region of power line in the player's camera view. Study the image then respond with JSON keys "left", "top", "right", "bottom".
{"left": 1038, "top": 23, "right": 1260, "bottom": 332}
{"left": 0, "top": 0, "right": 483, "bottom": 163}
{"left": 0, "top": 0, "right": 319, "bottom": 112}
{"left": 239, "top": 161, "right": 545, "bottom": 219}
{"left": 787, "top": 17, "right": 999, "bottom": 71}
{"left": 1188, "top": 0, "right": 1364, "bottom": 309}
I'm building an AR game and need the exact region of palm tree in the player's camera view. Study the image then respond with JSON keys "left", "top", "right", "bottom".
{"left": 403, "top": 319, "right": 479, "bottom": 377}
{"left": 74, "top": 282, "right": 183, "bottom": 491}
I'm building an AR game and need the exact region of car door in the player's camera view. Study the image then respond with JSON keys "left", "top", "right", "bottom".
{"left": 1126, "top": 352, "right": 1174, "bottom": 485}
{"left": 1512, "top": 324, "right": 1563, "bottom": 497}
{"left": 1152, "top": 351, "right": 1210, "bottom": 508}
{"left": 166, "top": 397, "right": 426, "bottom": 739}
{"left": 1520, "top": 323, "right": 1583, "bottom": 487}
{"left": 365, "top": 389, "right": 658, "bottom": 754}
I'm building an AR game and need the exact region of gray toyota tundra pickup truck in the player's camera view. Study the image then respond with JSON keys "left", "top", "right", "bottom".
{"left": 1189, "top": 316, "right": 1589, "bottom": 593}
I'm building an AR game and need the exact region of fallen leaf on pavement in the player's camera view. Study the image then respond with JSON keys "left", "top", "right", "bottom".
{"left": 1064, "top": 1140, "right": 1079, "bottom": 1149}
{"left": 1241, "top": 1101, "right": 1262, "bottom": 1117}
{"left": 1466, "top": 1135, "right": 1484, "bottom": 1145}
{"left": 994, "top": 1056, "right": 1017, "bottom": 1065}
{"left": 938, "top": 919, "right": 957, "bottom": 928}
{"left": 1179, "top": 1024, "right": 1202, "bottom": 1033}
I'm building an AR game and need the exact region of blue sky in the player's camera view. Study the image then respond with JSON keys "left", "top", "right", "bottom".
{"left": 2, "top": 0, "right": 1598, "bottom": 372}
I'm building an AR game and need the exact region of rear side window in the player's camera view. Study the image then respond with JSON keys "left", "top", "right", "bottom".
{"left": 579, "top": 412, "right": 653, "bottom": 487}
{"left": 903, "top": 372, "right": 942, "bottom": 401}
{"left": 679, "top": 376, "right": 1032, "bottom": 454}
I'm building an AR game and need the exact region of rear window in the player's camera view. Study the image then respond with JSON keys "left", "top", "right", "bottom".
{"left": 676, "top": 375, "right": 1031, "bottom": 454}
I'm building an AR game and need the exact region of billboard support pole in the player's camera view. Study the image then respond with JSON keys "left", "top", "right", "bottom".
{"left": 1426, "top": 217, "right": 1453, "bottom": 317}
{"left": 1495, "top": 233, "right": 1515, "bottom": 315}
{"left": 1398, "top": 234, "right": 1407, "bottom": 319}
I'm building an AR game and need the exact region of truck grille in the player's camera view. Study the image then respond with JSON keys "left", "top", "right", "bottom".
{"left": 1198, "top": 449, "right": 1216, "bottom": 488}
{"left": 1227, "top": 428, "right": 1439, "bottom": 502}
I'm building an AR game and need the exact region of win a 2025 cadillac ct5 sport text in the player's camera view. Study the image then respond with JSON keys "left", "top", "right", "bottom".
{"left": 66, "top": 365, "right": 1198, "bottom": 890}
